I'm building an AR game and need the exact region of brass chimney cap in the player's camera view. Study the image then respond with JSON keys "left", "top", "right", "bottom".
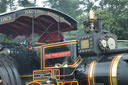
{"left": 89, "top": 8, "right": 95, "bottom": 21}
{"left": 89, "top": 9, "right": 95, "bottom": 32}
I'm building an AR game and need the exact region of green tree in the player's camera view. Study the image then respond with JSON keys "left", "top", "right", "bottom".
{"left": 95, "top": 10, "right": 124, "bottom": 39}
{"left": 18, "top": 0, "right": 36, "bottom": 7}
{"left": 0, "top": 0, "right": 8, "bottom": 13}
{"left": 8, "top": 0, "right": 17, "bottom": 11}
{"left": 98, "top": 0, "right": 128, "bottom": 39}
{"left": 0, "top": 0, "right": 17, "bottom": 13}
{"left": 45, "top": 0, "right": 85, "bottom": 19}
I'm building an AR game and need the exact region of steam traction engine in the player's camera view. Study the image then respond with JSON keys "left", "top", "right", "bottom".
{"left": 0, "top": 8, "right": 128, "bottom": 85}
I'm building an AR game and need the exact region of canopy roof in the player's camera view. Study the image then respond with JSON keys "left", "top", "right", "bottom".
{"left": 0, "top": 7, "right": 77, "bottom": 36}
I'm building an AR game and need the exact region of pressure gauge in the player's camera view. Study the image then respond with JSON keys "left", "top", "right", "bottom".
{"left": 100, "top": 39, "right": 107, "bottom": 48}
{"left": 99, "top": 35, "right": 117, "bottom": 51}
{"left": 99, "top": 39, "right": 108, "bottom": 51}
{"left": 107, "top": 38, "right": 116, "bottom": 49}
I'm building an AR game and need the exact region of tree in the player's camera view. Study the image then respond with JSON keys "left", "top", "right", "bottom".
{"left": 18, "top": 0, "right": 36, "bottom": 7}
{"left": 95, "top": 10, "right": 124, "bottom": 39}
{"left": 0, "top": 0, "right": 18, "bottom": 13}
{"left": 8, "top": 0, "right": 17, "bottom": 11}
{"left": 45, "top": 0, "right": 85, "bottom": 19}
{"left": 0, "top": 0, "right": 8, "bottom": 13}
{"left": 98, "top": 0, "right": 128, "bottom": 39}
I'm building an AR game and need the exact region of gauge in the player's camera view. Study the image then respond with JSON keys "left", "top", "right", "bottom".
{"left": 100, "top": 39, "right": 107, "bottom": 48}
{"left": 107, "top": 38, "right": 116, "bottom": 49}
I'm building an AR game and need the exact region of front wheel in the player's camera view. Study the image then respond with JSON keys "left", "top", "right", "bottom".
{"left": 0, "top": 54, "right": 22, "bottom": 85}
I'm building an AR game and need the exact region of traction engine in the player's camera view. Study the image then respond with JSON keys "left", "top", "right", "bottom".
{"left": 0, "top": 8, "right": 128, "bottom": 85}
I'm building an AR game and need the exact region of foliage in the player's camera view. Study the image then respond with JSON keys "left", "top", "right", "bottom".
{"left": 98, "top": 0, "right": 128, "bottom": 39}
{"left": 0, "top": 0, "right": 37, "bottom": 13}
{"left": 18, "top": 0, "right": 36, "bottom": 7}
{"left": 0, "top": 0, "right": 8, "bottom": 13}
{"left": 95, "top": 10, "right": 123, "bottom": 39}
{"left": 45, "top": 0, "right": 85, "bottom": 19}
{"left": 8, "top": 0, "right": 16, "bottom": 11}
{"left": 0, "top": 0, "right": 16, "bottom": 13}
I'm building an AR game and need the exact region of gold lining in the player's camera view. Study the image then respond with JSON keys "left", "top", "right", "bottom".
{"left": 26, "top": 81, "right": 41, "bottom": 85}
{"left": 111, "top": 54, "right": 123, "bottom": 85}
{"left": 43, "top": 40, "right": 77, "bottom": 47}
{"left": 88, "top": 61, "right": 96, "bottom": 85}
{"left": 43, "top": 41, "right": 77, "bottom": 69}
{"left": 57, "top": 82, "right": 63, "bottom": 85}
{"left": 53, "top": 69, "right": 60, "bottom": 80}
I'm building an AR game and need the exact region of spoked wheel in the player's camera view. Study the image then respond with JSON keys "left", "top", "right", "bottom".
{"left": 0, "top": 54, "right": 22, "bottom": 85}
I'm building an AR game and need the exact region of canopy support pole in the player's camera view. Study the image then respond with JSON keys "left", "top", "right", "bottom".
{"left": 58, "top": 17, "right": 60, "bottom": 40}
{"left": 32, "top": 13, "right": 35, "bottom": 44}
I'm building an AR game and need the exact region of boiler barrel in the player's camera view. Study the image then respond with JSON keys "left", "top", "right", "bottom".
{"left": 87, "top": 54, "right": 128, "bottom": 85}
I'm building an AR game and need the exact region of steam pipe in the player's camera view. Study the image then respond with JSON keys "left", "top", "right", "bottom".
{"left": 103, "top": 48, "right": 128, "bottom": 55}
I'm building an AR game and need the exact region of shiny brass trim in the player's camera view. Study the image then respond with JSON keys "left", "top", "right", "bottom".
{"left": 88, "top": 61, "right": 97, "bottom": 85}
{"left": 26, "top": 81, "right": 41, "bottom": 85}
{"left": 93, "top": 62, "right": 96, "bottom": 84}
{"left": 110, "top": 54, "right": 123, "bottom": 85}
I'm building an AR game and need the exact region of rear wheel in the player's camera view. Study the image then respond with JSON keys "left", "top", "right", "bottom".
{"left": 0, "top": 54, "right": 22, "bottom": 85}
